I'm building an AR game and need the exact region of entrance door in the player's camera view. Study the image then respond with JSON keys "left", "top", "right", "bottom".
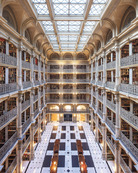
{"left": 64, "top": 114, "right": 72, "bottom": 121}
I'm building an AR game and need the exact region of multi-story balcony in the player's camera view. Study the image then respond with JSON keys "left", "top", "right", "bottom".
{"left": 5, "top": 156, "right": 17, "bottom": 173}
{"left": 120, "top": 156, "right": 132, "bottom": 173}
{"left": 97, "top": 80, "right": 103, "bottom": 86}
{"left": 106, "top": 118, "right": 115, "bottom": 133}
{"left": 0, "top": 83, "right": 17, "bottom": 95}
{"left": 97, "top": 109, "right": 103, "bottom": 119}
{"left": 121, "top": 54, "right": 138, "bottom": 67}
{"left": 120, "top": 108, "right": 138, "bottom": 130}
{"left": 23, "top": 81, "right": 31, "bottom": 89}
{"left": 22, "top": 60, "right": 30, "bottom": 69}
{"left": 105, "top": 81, "right": 115, "bottom": 89}
{"left": 22, "top": 100, "right": 30, "bottom": 112}
{"left": 47, "top": 79, "right": 89, "bottom": 83}
{"left": 34, "top": 80, "right": 40, "bottom": 86}
{"left": 47, "top": 98, "right": 90, "bottom": 104}
{"left": 34, "top": 95, "right": 38, "bottom": 102}
{"left": 98, "top": 94, "right": 103, "bottom": 102}
{"left": 34, "top": 64, "right": 38, "bottom": 71}
{"left": 46, "top": 108, "right": 90, "bottom": 114}
{"left": 98, "top": 65, "right": 103, "bottom": 71}
{"left": 34, "top": 109, "right": 39, "bottom": 119}
{"left": 0, "top": 132, "right": 17, "bottom": 162}
{"left": 0, "top": 107, "right": 17, "bottom": 129}
{"left": 106, "top": 100, "right": 116, "bottom": 112}
{"left": 106, "top": 136, "right": 115, "bottom": 155}
{"left": 22, "top": 137, "right": 30, "bottom": 154}
{"left": 120, "top": 132, "right": 138, "bottom": 162}
{"left": 0, "top": 53, "right": 17, "bottom": 67}
{"left": 106, "top": 61, "right": 116, "bottom": 69}
{"left": 119, "top": 83, "right": 138, "bottom": 96}
{"left": 22, "top": 117, "right": 31, "bottom": 134}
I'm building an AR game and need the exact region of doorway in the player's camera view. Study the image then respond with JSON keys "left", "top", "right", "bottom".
{"left": 64, "top": 114, "right": 72, "bottom": 121}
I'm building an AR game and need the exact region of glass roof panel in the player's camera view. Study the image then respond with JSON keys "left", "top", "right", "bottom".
{"left": 31, "top": 0, "right": 108, "bottom": 52}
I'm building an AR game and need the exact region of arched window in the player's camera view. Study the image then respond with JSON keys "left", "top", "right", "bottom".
{"left": 64, "top": 105, "right": 72, "bottom": 111}
{"left": 3, "top": 7, "right": 17, "bottom": 31}
{"left": 106, "top": 29, "right": 112, "bottom": 44}
{"left": 63, "top": 52, "right": 73, "bottom": 60}
{"left": 50, "top": 105, "right": 59, "bottom": 111}
{"left": 76, "top": 52, "right": 87, "bottom": 60}
{"left": 77, "top": 105, "right": 86, "bottom": 111}
{"left": 97, "top": 41, "right": 101, "bottom": 51}
{"left": 25, "top": 29, "right": 31, "bottom": 43}
{"left": 36, "top": 41, "right": 40, "bottom": 51}
{"left": 50, "top": 52, "right": 60, "bottom": 60}
{"left": 120, "top": 6, "right": 136, "bottom": 32}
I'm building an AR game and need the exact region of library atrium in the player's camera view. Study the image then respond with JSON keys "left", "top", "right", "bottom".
{"left": 0, "top": 0, "right": 138, "bottom": 173}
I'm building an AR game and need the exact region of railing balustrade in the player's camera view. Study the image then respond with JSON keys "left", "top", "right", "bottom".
{"left": 22, "top": 118, "right": 31, "bottom": 134}
{"left": 106, "top": 118, "right": 115, "bottom": 133}
{"left": 34, "top": 95, "right": 38, "bottom": 102}
{"left": 22, "top": 61, "right": 30, "bottom": 69}
{"left": 23, "top": 81, "right": 31, "bottom": 89}
{"left": 0, "top": 107, "right": 17, "bottom": 128}
{"left": 0, "top": 83, "right": 17, "bottom": 95}
{"left": 34, "top": 64, "right": 38, "bottom": 71}
{"left": 0, "top": 132, "right": 17, "bottom": 161}
{"left": 5, "top": 157, "right": 17, "bottom": 173}
{"left": 22, "top": 137, "right": 30, "bottom": 154}
{"left": 119, "top": 83, "right": 138, "bottom": 96}
{"left": 106, "top": 136, "right": 115, "bottom": 154}
{"left": 107, "top": 100, "right": 116, "bottom": 111}
{"left": 121, "top": 54, "right": 138, "bottom": 67}
{"left": 106, "top": 81, "right": 115, "bottom": 89}
{"left": 98, "top": 65, "right": 103, "bottom": 71}
{"left": 120, "top": 133, "right": 138, "bottom": 161}
{"left": 0, "top": 53, "right": 17, "bottom": 66}
{"left": 106, "top": 61, "right": 116, "bottom": 69}
{"left": 22, "top": 100, "right": 30, "bottom": 111}
{"left": 120, "top": 157, "right": 132, "bottom": 173}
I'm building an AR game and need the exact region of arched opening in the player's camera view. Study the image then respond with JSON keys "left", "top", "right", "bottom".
{"left": 50, "top": 105, "right": 59, "bottom": 111}
{"left": 120, "top": 6, "right": 136, "bottom": 32}
{"left": 25, "top": 29, "right": 31, "bottom": 43}
{"left": 64, "top": 105, "right": 72, "bottom": 111}
{"left": 77, "top": 105, "right": 86, "bottom": 111}
{"left": 97, "top": 41, "right": 101, "bottom": 51}
{"left": 2, "top": 6, "right": 17, "bottom": 31}
{"left": 63, "top": 52, "right": 73, "bottom": 60}
{"left": 105, "top": 29, "right": 112, "bottom": 44}
{"left": 76, "top": 52, "right": 87, "bottom": 60}
{"left": 50, "top": 52, "right": 60, "bottom": 60}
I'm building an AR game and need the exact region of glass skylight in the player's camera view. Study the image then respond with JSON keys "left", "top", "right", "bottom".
{"left": 31, "top": 0, "right": 108, "bottom": 52}
{"left": 53, "top": 0, "right": 86, "bottom": 16}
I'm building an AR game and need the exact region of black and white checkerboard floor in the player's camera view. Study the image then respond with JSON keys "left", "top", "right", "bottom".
{"left": 26, "top": 122, "right": 112, "bottom": 173}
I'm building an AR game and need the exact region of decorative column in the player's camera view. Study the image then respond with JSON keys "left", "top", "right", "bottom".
{"left": 6, "top": 40, "right": 9, "bottom": 55}
{"left": 17, "top": 43, "right": 23, "bottom": 90}
{"left": 38, "top": 56, "right": 41, "bottom": 84}
{"left": 38, "top": 87, "right": 41, "bottom": 111}
{"left": 31, "top": 49, "right": 34, "bottom": 87}
{"left": 30, "top": 89, "right": 35, "bottom": 160}
{"left": 90, "top": 109, "right": 94, "bottom": 131}
{"left": 95, "top": 115, "right": 99, "bottom": 143}
{"left": 103, "top": 50, "right": 106, "bottom": 86}
{"left": 16, "top": 93, "right": 23, "bottom": 173}
{"left": 115, "top": 43, "right": 121, "bottom": 91}
{"left": 115, "top": 94, "right": 121, "bottom": 139}
{"left": 114, "top": 141, "right": 120, "bottom": 173}
{"left": 102, "top": 124, "right": 107, "bottom": 160}
{"left": 43, "top": 108, "right": 46, "bottom": 131}
{"left": 38, "top": 114, "right": 41, "bottom": 143}
{"left": 102, "top": 89, "right": 106, "bottom": 122}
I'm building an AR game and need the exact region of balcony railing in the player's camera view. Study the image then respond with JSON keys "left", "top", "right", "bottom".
{"left": 34, "top": 95, "right": 38, "bottom": 102}
{"left": 107, "top": 100, "right": 116, "bottom": 111}
{"left": 97, "top": 110, "right": 103, "bottom": 119}
{"left": 0, "top": 53, "right": 17, "bottom": 66}
{"left": 47, "top": 99, "right": 89, "bottom": 103}
{"left": 119, "top": 83, "right": 138, "bottom": 96}
{"left": 120, "top": 133, "right": 138, "bottom": 161}
{"left": 93, "top": 91, "right": 96, "bottom": 97}
{"left": 92, "top": 80, "right": 95, "bottom": 84}
{"left": 97, "top": 80, "right": 103, "bottom": 86}
{"left": 106, "top": 136, "right": 115, "bottom": 154}
{"left": 93, "top": 67, "right": 95, "bottom": 72}
{"left": 0, "top": 132, "right": 17, "bottom": 161}
{"left": 34, "top": 80, "right": 40, "bottom": 86}
{"left": 5, "top": 156, "right": 17, "bottom": 173}
{"left": 98, "top": 95, "right": 103, "bottom": 102}
{"left": 106, "top": 61, "right": 116, "bottom": 69}
{"left": 120, "top": 108, "right": 138, "bottom": 129}
{"left": 121, "top": 54, "right": 138, "bottom": 67}
{"left": 22, "top": 100, "right": 30, "bottom": 111}
{"left": 46, "top": 108, "right": 90, "bottom": 114}
{"left": 98, "top": 65, "right": 103, "bottom": 71}
{"left": 23, "top": 81, "right": 31, "bottom": 89}
{"left": 41, "top": 66, "right": 43, "bottom": 72}
{"left": 22, "top": 61, "right": 30, "bottom": 69}
{"left": 98, "top": 123, "right": 102, "bottom": 132}
{"left": 22, "top": 137, "right": 30, "bottom": 154}
{"left": 34, "top": 109, "right": 39, "bottom": 118}
{"left": 120, "top": 157, "right": 132, "bottom": 173}
{"left": 106, "top": 118, "right": 115, "bottom": 133}
{"left": 0, "top": 107, "right": 17, "bottom": 129}
{"left": 46, "top": 89, "right": 60, "bottom": 93}
{"left": 22, "top": 118, "right": 31, "bottom": 134}
{"left": 106, "top": 81, "right": 115, "bottom": 89}
{"left": 34, "top": 64, "right": 38, "bottom": 71}
{"left": 0, "top": 83, "right": 17, "bottom": 95}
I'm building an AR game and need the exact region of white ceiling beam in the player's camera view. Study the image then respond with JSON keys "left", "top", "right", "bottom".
{"left": 46, "top": 0, "right": 61, "bottom": 51}
{"left": 37, "top": 15, "right": 100, "bottom": 21}
{"left": 76, "top": 0, "right": 94, "bottom": 51}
